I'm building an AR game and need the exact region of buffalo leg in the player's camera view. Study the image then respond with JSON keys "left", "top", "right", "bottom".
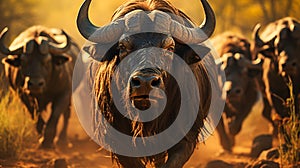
{"left": 162, "top": 136, "right": 196, "bottom": 168}
{"left": 116, "top": 155, "right": 145, "bottom": 168}
{"left": 41, "top": 94, "right": 69, "bottom": 148}
{"left": 57, "top": 102, "right": 71, "bottom": 146}
{"left": 216, "top": 116, "right": 233, "bottom": 152}
{"left": 20, "top": 93, "right": 36, "bottom": 119}
{"left": 36, "top": 114, "right": 45, "bottom": 135}
{"left": 153, "top": 153, "right": 167, "bottom": 167}
{"left": 262, "top": 97, "right": 277, "bottom": 134}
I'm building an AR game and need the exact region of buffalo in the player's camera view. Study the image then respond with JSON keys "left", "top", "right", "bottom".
{"left": 252, "top": 17, "right": 300, "bottom": 137}
{"left": 0, "top": 25, "right": 80, "bottom": 148}
{"left": 212, "top": 33, "right": 262, "bottom": 152}
{"left": 76, "top": 0, "right": 221, "bottom": 167}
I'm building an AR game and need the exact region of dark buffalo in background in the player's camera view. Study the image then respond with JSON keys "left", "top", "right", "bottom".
{"left": 76, "top": 0, "right": 219, "bottom": 167}
{"left": 212, "top": 33, "right": 262, "bottom": 152}
{"left": 0, "top": 25, "right": 80, "bottom": 148}
{"left": 252, "top": 17, "right": 300, "bottom": 138}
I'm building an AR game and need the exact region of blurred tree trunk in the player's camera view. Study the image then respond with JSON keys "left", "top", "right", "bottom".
{"left": 0, "top": 0, "right": 37, "bottom": 43}
{"left": 258, "top": 0, "right": 270, "bottom": 23}
{"left": 285, "top": 0, "right": 293, "bottom": 16}
{"left": 215, "top": 1, "right": 228, "bottom": 32}
{"left": 257, "top": 0, "right": 296, "bottom": 24}
{"left": 229, "top": 0, "right": 237, "bottom": 26}
{"left": 270, "top": 0, "right": 276, "bottom": 21}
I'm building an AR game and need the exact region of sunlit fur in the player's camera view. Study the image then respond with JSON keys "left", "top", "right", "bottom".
{"left": 252, "top": 17, "right": 300, "bottom": 137}
{"left": 90, "top": 0, "right": 213, "bottom": 167}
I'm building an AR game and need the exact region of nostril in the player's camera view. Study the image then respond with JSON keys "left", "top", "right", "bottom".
{"left": 38, "top": 81, "right": 44, "bottom": 87}
{"left": 282, "top": 63, "right": 287, "bottom": 68}
{"left": 226, "top": 89, "right": 231, "bottom": 94}
{"left": 151, "top": 77, "right": 161, "bottom": 88}
{"left": 131, "top": 77, "right": 141, "bottom": 87}
{"left": 235, "top": 88, "right": 242, "bottom": 95}
{"left": 292, "top": 62, "right": 297, "bottom": 67}
{"left": 27, "top": 79, "right": 45, "bottom": 87}
{"left": 28, "top": 81, "right": 33, "bottom": 86}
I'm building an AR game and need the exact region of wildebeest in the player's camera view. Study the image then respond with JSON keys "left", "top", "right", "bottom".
{"left": 76, "top": 0, "right": 218, "bottom": 167}
{"left": 0, "top": 25, "right": 80, "bottom": 148}
{"left": 212, "top": 33, "right": 262, "bottom": 152}
{"left": 252, "top": 17, "right": 300, "bottom": 136}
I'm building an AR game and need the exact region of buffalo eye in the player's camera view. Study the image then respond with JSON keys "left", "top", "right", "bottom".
{"left": 20, "top": 54, "right": 28, "bottom": 63}
{"left": 162, "top": 36, "right": 175, "bottom": 52}
{"left": 166, "top": 46, "right": 175, "bottom": 52}
{"left": 118, "top": 44, "right": 127, "bottom": 52}
{"left": 118, "top": 44, "right": 129, "bottom": 59}
{"left": 118, "top": 37, "right": 132, "bottom": 54}
{"left": 52, "top": 55, "right": 71, "bottom": 65}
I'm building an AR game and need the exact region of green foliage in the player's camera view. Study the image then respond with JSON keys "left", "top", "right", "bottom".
{"left": 0, "top": 82, "right": 36, "bottom": 159}
{"left": 278, "top": 77, "right": 300, "bottom": 167}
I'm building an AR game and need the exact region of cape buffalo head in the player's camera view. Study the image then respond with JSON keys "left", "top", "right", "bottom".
{"left": 77, "top": 0, "right": 215, "bottom": 119}
{"left": 253, "top": 17, "right": 300, "bottom": 77}
{"left": 215, "top": 34, "right": 262, "bottom": 135}
{"left": 0, "top": 26, "right": 72, "bottom": 95}
{"left": 76, "top": 0, "right": 219, "bottom": 164}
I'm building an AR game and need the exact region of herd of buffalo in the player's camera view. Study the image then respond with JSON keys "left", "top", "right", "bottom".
{"left": 0, "top": 0, "right": 299, "bottom": 167}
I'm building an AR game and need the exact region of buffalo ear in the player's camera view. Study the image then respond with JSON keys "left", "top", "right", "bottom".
{"left": 2, "top": 55, "right": 21, "bottom": 67}
{"left": 52, "top": 54, "right": 72, "bottom": 65}
{"left": 181, "top": 44, "right": 211, "bottom": 65}
{"left": 83, "top": 43, "right": 118, "bottom": 62}
{"left": 83, "top": 45, "right": 95, "bottom": 56}
{"left": 256, "top": 37, "right": 276, "bottom": 59}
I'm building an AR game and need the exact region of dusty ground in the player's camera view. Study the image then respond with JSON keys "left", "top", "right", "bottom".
{"left": 0, "top": 99, "right": 272, "bottom": 168}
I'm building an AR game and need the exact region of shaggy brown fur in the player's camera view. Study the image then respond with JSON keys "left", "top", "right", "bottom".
{"left": 212, "top": 33, "right": 261, "bottom": 152}
{"left": 252, "top": 17, "right": 300, "bottom": 138}
{"left": 1, "top": 25, "right": 80, "bottom": 148}
{"left": 86, "top": 0, "right": 214, "bottom": 167}
{"left": 77, "top": 0, "right": 217, "bottom": 168}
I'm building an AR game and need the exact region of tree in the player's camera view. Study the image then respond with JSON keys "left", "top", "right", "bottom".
{"left": 0, "top": 0, "right": 38, "bottom": 43}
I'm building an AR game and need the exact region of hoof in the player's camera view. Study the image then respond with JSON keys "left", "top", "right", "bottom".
{"left": 205, "top": 160, "right": 234, "bottom": 168}
{"left": 39, "top": 140, "right": 55, "bottom": 149}
{"left": 54, "top": 158, "right": 68, "bottom": 168}
{"left": 216, "top": 149, "right": 232, "bottom": 157}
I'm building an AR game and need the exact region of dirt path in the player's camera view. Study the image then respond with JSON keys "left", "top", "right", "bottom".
{"left": 0, "top": 100, "right": 271, "bottom": 168}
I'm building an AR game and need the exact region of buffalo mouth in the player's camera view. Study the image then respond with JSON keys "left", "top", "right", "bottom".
{"left": 226, "top": 96, "right": 242, "bottom": 103}
{"left": 130, "top": 95, "right": 162, "bottom": 111}
{"left": 24, "top": 87, "right": 44, "bottom": 95}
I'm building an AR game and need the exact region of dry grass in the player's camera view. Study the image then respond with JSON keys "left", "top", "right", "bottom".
{"left": 278, "top": 77, "right": 300, "bottom": 167}
{"left": 0, "top": 79, "right": 36, "bottom": 159}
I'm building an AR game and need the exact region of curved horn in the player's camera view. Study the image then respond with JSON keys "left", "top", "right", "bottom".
{"left": 171, "top": 0, "right": 215, "bottom": 44}
{"left": 198, "top": 0, "right": 216, "bottom": 39}
{"left": 253, "top": 24, "right": 265, "bottom": 48}
{"left": 0, "top": 27, "right": 23, "bottom": 55}
{"left": 0, "top": 27, "right": 10, "bottom": 55}
{"left": 76, "top": 0, "right": 99, "bottom": 40}
{"left": 77, "top": 0, "right": 124, "bottom": 43}
{"left": 48, "top": 30, "right": 71, "bottom": 54}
